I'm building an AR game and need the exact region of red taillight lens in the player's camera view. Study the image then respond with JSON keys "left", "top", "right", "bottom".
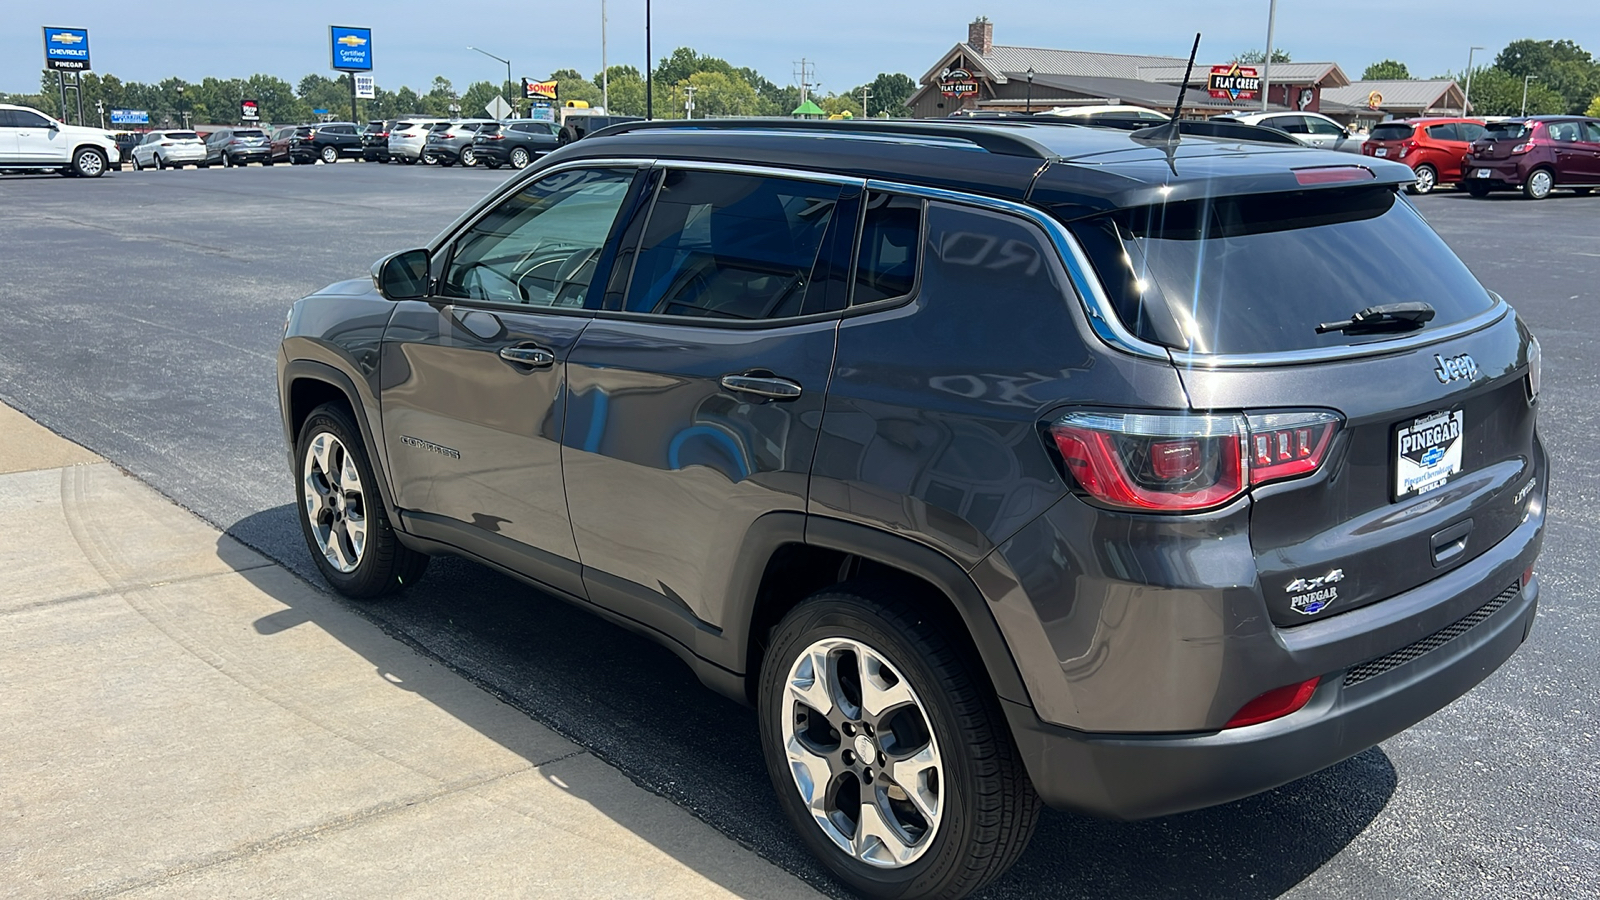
{"left": 160, "top": 141, "right": 173, "bottom": 147}
{"left": 1225, "top": 677, "right": 1320, "bottom": 728}
{"left": 1511, "top": 140, "right": 1536, "bottom": 154}
{"left": 1047, "top": 411, "right": 1341, "bottom": 513}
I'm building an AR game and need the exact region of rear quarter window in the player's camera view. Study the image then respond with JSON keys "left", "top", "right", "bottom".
{"left": 1068, "top": 186, "right": 1495, "bottom": 355}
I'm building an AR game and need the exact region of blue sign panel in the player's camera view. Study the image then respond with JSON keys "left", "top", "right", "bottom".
{"left": 329, "top": 26, "right": 372, "bottom": 72}
{"left": 109, "top": 109, "right": 149, "bottom": 125}
{"left": 43, "top": 27, "right": 91, "bottom": 72}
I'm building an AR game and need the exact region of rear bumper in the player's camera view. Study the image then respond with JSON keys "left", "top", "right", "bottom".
{"left": 1005, "top": 514, "right": 1542, "bottom": 819}
{"left": 1462, "top": 159, "right": 1526, "bottom": 187}
{"left": 228, "top": 148, "right": 271, "bottom": 161}
{"left": 472, "top": 144, "right": 511, "bottom": 163}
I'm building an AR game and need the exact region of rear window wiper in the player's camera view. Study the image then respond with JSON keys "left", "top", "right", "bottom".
{"left": 1316, "top": 302, "right": 1436, "bottom": 335}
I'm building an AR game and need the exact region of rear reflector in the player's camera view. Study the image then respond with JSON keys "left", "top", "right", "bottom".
{"left": 1293, "top": 166, "right": 1375, "bottom": 186}
{"left": 1225, "top": 677, "right": 1320, "bottom": 728}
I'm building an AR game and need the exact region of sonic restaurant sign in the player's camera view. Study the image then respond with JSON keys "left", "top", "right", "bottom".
{"left": 43, "top": 27, "right": 91, "bottom": 71}
{"left": 330, "top": 26, "right": 373, "bottom": 72}
{"left": 937, "top": 68, "right": 979, "bottom": 99}
{"left": 523, "top": 79, "right": 558, "bottom": 101}
{"left": 1207, "top": 64, "right": 1261, "bottom": 102}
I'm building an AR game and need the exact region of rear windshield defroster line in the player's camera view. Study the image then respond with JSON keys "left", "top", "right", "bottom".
{"left": 1066, "top": 186, "right": 1496, "bottom": 356}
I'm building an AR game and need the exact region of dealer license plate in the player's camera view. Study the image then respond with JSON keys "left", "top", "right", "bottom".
{"left": 1375, "top": 147, "right": 1388, "bottom": 157}
{"left": 1395, "top": 410, "right": 1465, "bottom": 499}
{"left": 1476, "top": 168, "right": 1492, "bottom": 178}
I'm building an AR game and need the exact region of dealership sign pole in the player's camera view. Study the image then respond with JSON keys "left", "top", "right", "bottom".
{"left": 43, "top": 27, "right": 91, "bottom": 125}
{"left": 330, "top": 26, "right": 373, "bottom": 125}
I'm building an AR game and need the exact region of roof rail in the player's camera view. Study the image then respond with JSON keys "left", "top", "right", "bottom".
{"left": 585, "top": 117, "right": 1056, "bottom": 159}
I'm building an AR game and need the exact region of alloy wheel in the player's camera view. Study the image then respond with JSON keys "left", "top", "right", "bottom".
{"left": 1527, "top": 169, "right": 1553, "bottom": 199}
{"left": 301, "top": 431, "right": 369, "bottom": 573}
{"left": 1413, "top": 165, "right": 1436, "bottom": 194}
{"left": 511, "top": 147, "right": 530, "bottom": 169}
{"left": 75, "top": 150, "right": 104, "bottom": 177}
{"left": 780, "top": 637, "right": 945, "bottom": 869}
{"left": 461, "top": 147, "right": 477, "bottom": 167}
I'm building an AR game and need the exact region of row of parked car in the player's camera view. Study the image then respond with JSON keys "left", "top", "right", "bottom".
{"left": 1363, "top": 115, "right": 1600, "bottom": 200}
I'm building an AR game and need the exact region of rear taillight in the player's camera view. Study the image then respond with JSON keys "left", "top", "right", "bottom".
{"left": 1398, "top": 139, "right": 1417, "bottom": 159}
{"left": 1047, "top": 411, "right": 1341, "bottom": 512}
{"left": 1511, "top": 140, "right": 1537, "bottom": 154}
{"left": 1225, "top": 677, "right": 1320, "bottom": 728}
{"left": 160, "top": 141, "right": 173, "bottom": 147}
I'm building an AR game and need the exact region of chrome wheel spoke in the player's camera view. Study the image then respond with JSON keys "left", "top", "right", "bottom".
{"left": 885, "top": 743, "right": 942, "bottom": 824}
{"left": 788, "top": 647, "right": 836, "bottom": 718}
{"left": 301, "top": 430, "right": 365, "bottom": 574}
{"left": 854, "top": 792, "right": 918, "bottom": 867}
{"left": 858, "top": 649, "right": 915, "bottom": 719}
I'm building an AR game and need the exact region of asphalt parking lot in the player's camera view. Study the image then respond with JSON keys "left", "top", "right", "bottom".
{"left": 1, "top": 162, "right": 1596, "bottom": 898}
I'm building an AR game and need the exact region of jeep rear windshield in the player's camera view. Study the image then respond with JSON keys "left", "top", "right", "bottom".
{"left": 1484, "top": 121, "right": 1534, "bottom": 140}
{"left": 1369, "top": 123, "right": 1414, "bottom": 141}
{"left": 1067, "top": 186, "right": 1495, "bottom": 355}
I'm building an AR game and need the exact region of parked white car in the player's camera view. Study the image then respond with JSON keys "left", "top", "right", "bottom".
{"left": 386, "top": 118, "right": 448, "bottom": 164}
{"left": 129, "top": 130, "right": 208, "bottom": 170}
{"left": 1217, "top": 110, "right": 1367, "bottom": 153}
{"left": 0, "top": 103, "right": 120, "bottom": 177}
{"left": 1039, "top": 104, "right": 1171, "bottom": 125}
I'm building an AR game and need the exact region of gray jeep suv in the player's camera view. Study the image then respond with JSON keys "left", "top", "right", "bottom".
{"left": 277, "top": 119, "right": 1546, "bottom": 899}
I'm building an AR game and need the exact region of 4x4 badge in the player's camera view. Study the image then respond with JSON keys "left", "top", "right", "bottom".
{"left": 1286, "top": 569, "right": 1344, "bottom": 616}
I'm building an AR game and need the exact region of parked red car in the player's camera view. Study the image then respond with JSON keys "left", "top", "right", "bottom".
{"left": 1361, "top": 117, "right": 1487, "bottom": 194}
{"left": 1461, "top": 116, "right": 1600, "bottom": 199}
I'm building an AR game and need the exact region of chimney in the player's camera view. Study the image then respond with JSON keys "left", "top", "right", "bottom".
{"left": 968, "top": 16, "right": 993, "bottom": 56}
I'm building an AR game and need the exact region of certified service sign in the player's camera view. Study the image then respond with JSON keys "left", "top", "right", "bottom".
{"left": 43, "top": 27, "right": 91, "bottom": 72}
{"left": 330, "top": 26, "right": 373, "bottom": 72}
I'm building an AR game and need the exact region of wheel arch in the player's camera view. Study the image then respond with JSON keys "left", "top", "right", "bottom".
{"left": 724, "top": 515, "right": 1033, "bottom": 712}
{"left": 281, "top": 359, "right": 400, "bottom": 523}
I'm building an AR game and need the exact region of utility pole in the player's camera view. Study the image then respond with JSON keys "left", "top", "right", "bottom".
{"left": 794, "top": 58, "right": 815, "bottom": 107}
{"left": 645, "top": 0, "right": 653, "bottom": 120}
{"left": 1521, "top": 74, "right": 1539, "bottom": 116}
{"left": 1463, "top": 46, "right": 1484, "bottom": 115}
{"left": 96, "top": 99, "right": 104, "bottom": 129}
{"left": 1260, "top": 0, "right": 1277, "bottom": 111}
{"left": 683, "top": 83, "right": 696, "bottom": 119}
{"left": 601, "top": 0, "right": 609, "bottom": 112}
{"left": 860, "top": 85, "right": 872, "bottom": 118}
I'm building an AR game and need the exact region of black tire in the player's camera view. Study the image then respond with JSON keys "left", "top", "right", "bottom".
{"left": 402, "top": 155, "right": 417, "bottom": 165}
{"left": 156, "top": 155, "right": 167, "bottom": 170}
{"left": 422, "top": 150, "right": 438, "bottom": 165}
{"left": 321, "top": 145, "right": 339, "bottom": 165}
{"left": 71, "top": 147, "right": 107, "bottom": 178}
{"left": 759, "top": 584, "right": 1040, "bottom": 900}
{"left": 295, "top": 402, "right": 428, "bottom": 598}
{"left": 1523, "top": 167, "right": 1554, "bottom": 200}
{"left": 484, "top": 158, "right": 501, "bottom": 169}
{"left": 1407, "top": 163, "right": 1438, "bottom": 195}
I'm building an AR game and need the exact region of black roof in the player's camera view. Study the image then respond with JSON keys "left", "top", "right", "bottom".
{"left": 551, "top": 118, "right": 1415, "bottom": 220}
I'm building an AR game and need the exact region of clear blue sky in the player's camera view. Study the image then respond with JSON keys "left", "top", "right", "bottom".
{"left": 6, "top": 1, "right": 1597, "bottom": 95}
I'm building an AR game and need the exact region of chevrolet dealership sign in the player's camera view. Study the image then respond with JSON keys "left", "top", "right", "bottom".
{"left": 43, "top": 27, "right": 91, "bottom": 72}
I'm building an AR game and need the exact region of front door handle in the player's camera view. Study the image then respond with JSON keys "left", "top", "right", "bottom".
{"left": 498, "top": 345, "right": 556, "bottom": 368}
{"left": 720, "top": 373, "right": 802, "bottom": 401}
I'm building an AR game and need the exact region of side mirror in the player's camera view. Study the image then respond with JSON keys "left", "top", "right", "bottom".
{"left": 372, "top": 249, "right": 430, "bottom": 301}
{"left": 49, "top": 122, "right": 60, "bottom": 131}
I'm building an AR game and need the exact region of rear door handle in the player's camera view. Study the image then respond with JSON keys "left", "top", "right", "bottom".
{"left": 720, "top": 373, "right": 802, "bottom": 401}
{"left": 498, "top": 345, "right": 556, "bottom": 368}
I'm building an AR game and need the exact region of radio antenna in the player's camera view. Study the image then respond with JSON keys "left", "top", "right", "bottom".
{"left": 1170, "top": 33, "right": 1201, "bottom": 124}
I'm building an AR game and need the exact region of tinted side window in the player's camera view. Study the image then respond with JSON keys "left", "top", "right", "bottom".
{"left": 853, "top": 193, "right": 923, "bottom": 305}
{"left": 1548, "top": 121, "right": 1582, "bottom": 142}
{"left": 1457, "top": 122, "right": 1487, "bottom": 142}
{"left": 1427, "top": 123, "right": 1459, "bottom": 141}
{"left": 1269, "top": 116, "right": 1309, "bottom": 134}
{"left": 1305, "top": 117, "right": 1345, "bottom": 136}
{"left": 442, "top": 168, "right": 636, "bottom": 309}
{"left": 622, "top": 169, "right": 843, "bottom": 320}
{"left": 11, "top": 110, "right": 51, "bottom": 128}
{"left": 1584, "top": 122, "right": 1600, "bottom": 143}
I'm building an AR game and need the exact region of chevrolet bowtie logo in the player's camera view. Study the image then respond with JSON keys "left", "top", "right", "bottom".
{"left": 337, "top": 35, "right": 367, "bottom": 47}
{"left": 51, "top": 33, "right": 85, "bottom": 44}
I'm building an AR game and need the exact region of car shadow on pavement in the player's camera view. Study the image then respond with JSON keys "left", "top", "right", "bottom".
{"left": 225, "top": 505, "right": 1396, "bottom": 900}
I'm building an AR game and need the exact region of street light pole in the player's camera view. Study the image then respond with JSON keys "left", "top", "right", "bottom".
{"left": 1521, "top": 74, "right": 1539, "bottom": 116}
{"left": 1463, "top": 45, "right": 1484, "bottom": 116}
{"left": 1025, "top": 67, "right": 1035, "bottom": 114}
{"left": 468, "top": 46, "right": 514, "bottom": 116}
{"left": 1260, "top": 0, "right": 1278, "bottom": 111}
{"left": 645, "top": 0, "right": 654, "bottom": 120}
{"left": 601, "top": 0, "right": 609, "bottom": 112}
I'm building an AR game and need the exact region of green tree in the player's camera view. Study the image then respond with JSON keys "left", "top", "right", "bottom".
{"left": 1588, "top": 95, "right": 1600, "bottom": 117}
{"left": 1460, "top": 67, "right": 1565, "bottom": 116}
{"left": 1236, "top": 48, "right": 1292, "bottom": 65}
{"left": 852, "top": 72, "right": 917, "bottom": 117}
{"left": 460, "top": 80, "right": 502, "bottom": 118}
{"left": 1493, "top": 39, "right": 1600, "bottom": 113}
{"left": 600, "top": 69, "right": 648, "bottom": 116}
{"left": 681, "top": 70, "right": 761, "bottom": 118}
{"left": 1362, "top": 60, "right": 1411, "bottom": 81}
{"left": 547, "top": 68, "right": 603, "bottom": 108}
